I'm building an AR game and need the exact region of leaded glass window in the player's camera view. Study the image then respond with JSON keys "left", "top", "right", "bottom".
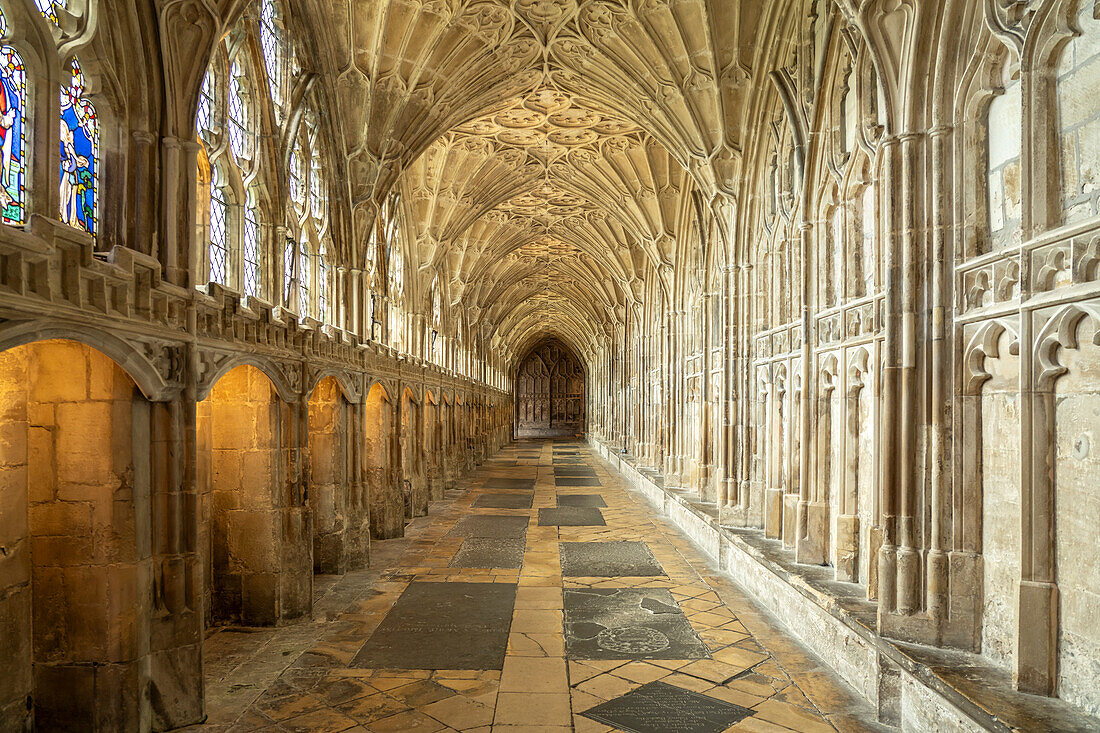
{"left": 227, "top": 60, "right": 248, "bottom": 160}
{"left": 208, "top": 178, "right": 229, "bottom": 285}
{"left": 318, "top": 240, "right": 330, "bottom": 321}
{"left": 35, "top": 0, "right": 64, "bottom": 25}
{"left": 196, "top": 69, "right": 216, "bottom": 143}
{"left": 259, "top": 0, "right": 286, "bottom": 118}
{"left": 60, "top": 58, "right": 98, "bottom": 237}
{"left": 298, "top": 236, "right": 311, "bottom": 315}
{"left": 0, "top": 9, "right": 27, "bottom": 226}
{"left": 310, "top": 156, "right": 325, "bottom": 222}
{"left": 243, "top": 192, "right": 260, "bottom": 297}
{"left": 289, "top": 143, "right": 304, "bottom": 211}
{"left": 283, "top": 235, "right": 295, "bottom": 303}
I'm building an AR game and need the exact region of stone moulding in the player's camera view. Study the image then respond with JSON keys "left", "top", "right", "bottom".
{"left": 588, "top": 438, "right": 1100, "bottom": 733}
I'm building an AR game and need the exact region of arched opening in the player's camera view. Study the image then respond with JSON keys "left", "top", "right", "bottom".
{"left": 440, "top": 395, "right": 455, "bottom": 490}
{"left": 308, "top": 376, "right": 366, "bottom": 574}
{"left": 423, "top": 390, "right": 442, "bottom": 501}
{"left": 400, "top": 389, "right": 426, "bottom": 517}
{"left": 514, "top": 338, "right": 585, "bottom": 438}
{"left": 0, "top": 340, "right": 154, "bottom": 730}
{"left": 365, "top": 383, "right": 401, "bottom": 539}
{"left": 197, "top": 364, "right": 311, "bottom": 626}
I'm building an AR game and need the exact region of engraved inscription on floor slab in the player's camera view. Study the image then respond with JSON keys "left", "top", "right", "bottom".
{"left": 581, "top": 681, "right": 753, "bottom": 733}
{"left": 563, "top": 588, "right": 711, "bottom": 660}
{"left": 351, "top": 582, "right": 517, "bottom": 670}
{"left": 472, "top": 492, "right": 534, "bottom": 509}
{"left": 483, "top": 477, "right": 536, "bottom": 490}
{"left": 447, "top": 515, "right": 530, "bottom": 538}
{"left": 450, "top": 538, "right": 526, "bottom": 569}
{"left": 555, "top": 476, "right": 602, "bottom": 487}
{"left": 538, "top": 507, "right": 606, "bottom": 527}
{"left": 556, "top": 493, "right": 607, "bottom": 508}
{"left": 560, "top": 541, "right": 665, "bottom": 577}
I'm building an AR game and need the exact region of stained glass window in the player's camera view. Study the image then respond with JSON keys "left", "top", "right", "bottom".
{"left": 227, "top": 60, "right": 247, "bottom": 160}
{"left": 208, "top": 178, "right": 228, "bottom": 285}
{"left": 283, "top": 235, "right": 295, "bottom": 303}
{"left": 298, "top": 236, "right": 311, "bottom": 315}
{"left": 259, "top": 0, "right": 285, "bottom": 117}
{"left": 243, "top": 192, "right": 260, "bottom": 297}
{"left": 35, "top": 0, "right": 64, "bottom": 25}
{"left": 0, "top": 10, "right": 27, "bottom": 226}
{"left": 318, "top": 241, "right": 330, "bottom": 321}
{"left": 60, "top": 58, "right": 98, "bottom": 237}
{"left": 196, "top": 70, "right": 215, "bottom": 143}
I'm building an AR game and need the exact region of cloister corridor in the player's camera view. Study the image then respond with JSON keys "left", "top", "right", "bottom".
{"left": 2, "top": 0, "right": 1100, "bottom": 730}
{"left": 183, "top": 440, "right": 885, "bottom": 733}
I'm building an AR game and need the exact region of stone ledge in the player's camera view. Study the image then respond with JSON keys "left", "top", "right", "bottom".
{"left": 588, "top": 439, "right": 1100, "bottom": 733}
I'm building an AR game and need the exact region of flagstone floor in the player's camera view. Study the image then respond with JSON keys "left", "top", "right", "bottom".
{"left": 185, "top": 440, "right": 887, "bottom": 733}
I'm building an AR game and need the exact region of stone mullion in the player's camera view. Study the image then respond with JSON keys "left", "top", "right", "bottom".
{"left": 927, "top": 123, "right": 954, "bottom": 635}
{"left": 895, "top": 131, "right": 924, "bottom": 617}
{"left": 877, "top": 133, "right": 903, "bottom": 619}
{"left": 795, "top": 217, "right": 820, "bottom": 565}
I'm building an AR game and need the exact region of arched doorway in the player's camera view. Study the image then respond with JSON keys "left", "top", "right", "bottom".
{"left": 514, "top": 339, "right": 585, "bottom": 438}
{"left": 365, "top": 383, "right": 401, "bottom": 539}
{"left": 197, "top": 364, "right": 312, "bottom": 626}
{"left": 0, "top": 340, "right": 158, "bottom": 729}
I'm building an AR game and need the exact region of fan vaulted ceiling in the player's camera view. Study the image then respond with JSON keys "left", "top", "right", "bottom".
{"left": 317, "top": 0, "right": 744, "bottom": 363}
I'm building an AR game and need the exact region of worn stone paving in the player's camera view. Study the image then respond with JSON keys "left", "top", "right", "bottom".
{"left": 186, "top": 440, "right": 887, "bottom": 732}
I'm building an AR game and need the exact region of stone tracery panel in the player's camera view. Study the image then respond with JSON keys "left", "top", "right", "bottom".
{"left": 515, "top": 338, "right": 585, "bottom": 437}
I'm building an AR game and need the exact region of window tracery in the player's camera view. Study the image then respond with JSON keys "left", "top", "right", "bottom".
{"left": 282, "top": 114, "right": 332, "bottom": 320}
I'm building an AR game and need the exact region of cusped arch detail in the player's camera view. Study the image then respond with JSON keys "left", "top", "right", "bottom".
{"left": 0, "top": 320, "right": 178, "bottom": 401}
{"left": 198, "top": 353, "right": 299, "bottom": 403}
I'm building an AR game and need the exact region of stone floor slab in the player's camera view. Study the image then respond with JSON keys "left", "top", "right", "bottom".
{"left": 351, "top": 582, "right": 517, "bottom": 670}
{"left": 538, "top": 507, "right": 606, "bottom": 527}
{"left": 554, "top": 468, "right": 598, "bottom": 477}
{"left": 447, "top": 515, "right": 530, "bottom": 538}
{"left": 555, "top": 476, "right": 602, "bottom": 487}
{"left": 484, "top": 477, "right": 536, "bottom": 490}
{"left": 450, "top": 538, "right": 527, "bottom": 569}
{"left": 472, "top": 492, "right": 534, "bottom": 509}
{"left": 563, "top": 587, "right": 710, "bottom": 660}
{"left": 560, "top": 541, "right": 665, "bottom": 577}
{"left": 555, "top": 493, "right": 607, "bottom": 508}
{"left": 580, "top": 681, "right": 754, "bottom": 733}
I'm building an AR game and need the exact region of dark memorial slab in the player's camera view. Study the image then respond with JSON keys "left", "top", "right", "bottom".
{"left": 554, "top": 467, "right": 597, "bottom": 476}
{"left": 450, "top": 538, "right": 526, "bottom": 569}
{"left": 473, "top": 492, "right": 534, "bottom": 509}
{"left": 563, "top": 588, "right": 710, "bottom": 660}
{"left": 556, "top": 494, "right": 607, "bottom": 508}
{"left": 581, "top": 681, "right": 753, "bottom": 733}
{"left": 484, "top": 477, "right": 536, "bottom": 490}
{"left": 447, "top": 515, "right": 530, "bottom": 538}
{"left": 556, "top": 476, "right": 602, "bottom": 487}
{"left": 538, "top": 507, "right": 606, "bottom": 527}
{"left": 351, "top": 582, "right": 517, "bottom": 670}
{"left": 560, "top": 541, "right": 665, "bottom": 577}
